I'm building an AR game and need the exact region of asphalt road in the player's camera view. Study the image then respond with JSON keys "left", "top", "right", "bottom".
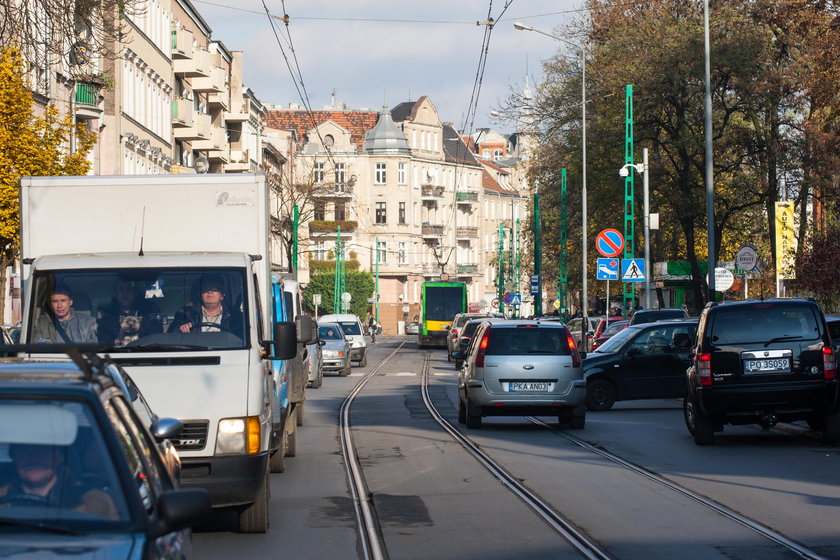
{"left": 194, "top": 337, "right": 840, "bottom": 560}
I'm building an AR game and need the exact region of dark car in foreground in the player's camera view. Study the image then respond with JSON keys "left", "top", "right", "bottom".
{"left": 455, "top": 320, "right": 586, "bottom": 429}
{"left": 685, "top": 298, "right": 838, "bottom": 445}
{"left": 0, "top": 355, "right": 210, "bottom": 558}
{"left": 584, "top": 319, "right": 698, "bottom": 410}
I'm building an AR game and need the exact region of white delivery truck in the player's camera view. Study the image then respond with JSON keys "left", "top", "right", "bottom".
{"left": 19, "top": 173, "right": 313, "bottom": 533}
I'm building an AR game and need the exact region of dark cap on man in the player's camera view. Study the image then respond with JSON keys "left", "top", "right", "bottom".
{"left": 200, "top": 275, "right": 225, "bottom": 294}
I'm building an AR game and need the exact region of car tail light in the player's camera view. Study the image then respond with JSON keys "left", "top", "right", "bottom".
{"left": 823, "top": 346, "right": 836, "bottom": 380}
{"left": 566, "top": 328, "right": 581, "bottom": 367}
{"left": 450, "top": 329, "right": 459, "bottom": 339}
{"left": 697, "top": 352, "right": 712, "bottom": 386}
{"left": 475, "top": 330, "right": 490, "bottom": 367}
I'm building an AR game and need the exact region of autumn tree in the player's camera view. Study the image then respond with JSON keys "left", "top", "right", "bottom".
{"left": 0, "top": 46, "right": 96, "bottom": 318}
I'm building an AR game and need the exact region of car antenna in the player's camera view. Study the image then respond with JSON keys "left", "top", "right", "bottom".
{"left": 138, "top": 207, "right": 146, "bottom": 256}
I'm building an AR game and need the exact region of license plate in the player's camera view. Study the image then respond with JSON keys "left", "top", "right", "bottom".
{"left": 744, "top": 358, "right": 790, "bottom": 373}
{"left": 506, "top": 382, "right": 553, "bottom": 392}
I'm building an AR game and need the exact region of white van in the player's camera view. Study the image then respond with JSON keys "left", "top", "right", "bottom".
{"left": 318, "top": 314, "right": 367, "bottom": 367}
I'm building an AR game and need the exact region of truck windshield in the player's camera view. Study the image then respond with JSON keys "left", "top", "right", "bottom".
{"left": 27, "top": 268, "right": 249, "bottom": 350}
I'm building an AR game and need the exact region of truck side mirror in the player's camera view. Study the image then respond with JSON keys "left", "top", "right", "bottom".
{"left": 267, "top": 322, "right": 296, "bottom": 360}
{"left": 295, "top": 315, "right": 317, "bottom": 345}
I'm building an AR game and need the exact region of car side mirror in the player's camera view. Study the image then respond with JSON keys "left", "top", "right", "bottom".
{"left": 156, "top": 488, "right": 211, "bottom": 535}
{"left": 151, "top": 417, "right": 183, "bottom": 442}
{"left": 451, "top": 350, "right": 464, "bottom": 360}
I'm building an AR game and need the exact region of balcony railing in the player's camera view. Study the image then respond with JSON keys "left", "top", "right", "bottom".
{"left": 421, "top": 184, "right": 445, "bottom": 199}
{"left": 456, "top": 226, "right": 478, "bottom": 239}
{"left": 457, "top": 264, "right": 479, "bottom": 275}
{"left": 171, "top": 98, "right": 193, "bottom": 127}
{"left": 193, "top": 66, "right": 226, "bottom": 93}
{"left": 456, "top": 191, "right": 479, "bottom": 203}
{"left": 75, "top": 82, "right": 99, "bottom": 105}
{"left": 312, "top": 184, "right": 354, "bottom": 197}
{"left": 171, "top": 28, "right": 194, "bottom": 59}
{"left": 173, "top": 111, "right": 211, "bottom": 141}
{"left": 421, "top": 224, "right": 444, "bottom": 238}
{"left": 192, "top": 126, "right": 227, "bottom": 151}
{"left": 174, "top": 48, "right": 210, "bottom": 77}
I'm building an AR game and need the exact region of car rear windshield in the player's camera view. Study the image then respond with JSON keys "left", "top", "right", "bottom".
{"left": 632, "top": 310, "right": 686, "bottom": 325}
{"left": 710, "top": 306, "right": 821, "bottom": 345}
{"left": 462, "top": 321, "right": 483, "bottom": 339}
{"left": 485, "top": 327, "right": 571, "bottom": 355}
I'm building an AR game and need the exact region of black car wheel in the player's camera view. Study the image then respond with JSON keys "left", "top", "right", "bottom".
{"left": 457, "top": 394, "right": 467, "bottom": 424}
{"left": 685, "top": 398, "right": 714, "bottom": 445}
{"left": 823, "top": 408, "right": 840, "bottom": 444}
{"left": 586, "top": 378, "right": 616, "bottom": 411}
{"left": 465, "top": 395, "right": 482, "bottom": 429}
{"left": 359, "top": 352, "right": 368, "bottom": 368}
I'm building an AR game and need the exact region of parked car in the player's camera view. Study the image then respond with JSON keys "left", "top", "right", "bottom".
{"left": 454, "top": 320, "right": 586, "bottom": 429}
{"left": 317, "top": 322, "right": 352, "bottom": 377}
{"left": 447, "top": 312, "right": 496, "bottom": 361}
{"left": 0, "top": 356, "right": 210, "bottom": 557}
{"left": 583, "top": 319, "right": 698, "bottom": 410}
{"left": 405, "top": 321, "right": 421, "bottom": 335}
{"left": 629, "top": 308, "right": 689, "bottom": 325}
{"left": 589, "top": 317, "right": 626, "bottom": 351}
{"left": 566, "top": 316, "right": 603, "bottom": 353}
{"left": 685, "top": 298, "right": 839, "bottom": 445}
{"left": 591, "top": 319, "right": 630, "bottom": 351}
{"left": 319, "top": 314, "right": 367, "bottom": 367}
{"left": 452, "top": 318, "right": 500, "bottom": 370}
{"left": 306, "top": 339, "right": 324, "bottom": 388}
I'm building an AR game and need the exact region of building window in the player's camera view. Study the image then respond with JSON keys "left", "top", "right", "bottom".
{"left": 377, "top": 240, "right": 387, "bottom": 264}
{"left": 398, "top": 163, "right": 406, "bottom": 184}
{"left": 399, "top": 202, "right": 406, "bottom": 224}
{"left": 313, "top": 201, "right": 325, "bottom": 221}
{"left": 335, "top": 163, "right": 345, "bottom": 189}
{"left": 314, "top": 162, "right": 325, "bottom": 183}
{"left": 335, "top": 201, "right": 346, "bottom": 221}
{"left": 494, "top": 149, "right": 504, "bottom": 161}
{"left": 375, "top": 162, "right": 386, "bottom": 184}
{"left": 314, "top": 241, "right": 326, "bottom": 260}
{"left": 482, "top": 149, "right": 491, "bottom": 160}
{"left": 375, "top": 202, "right": 386, "bottom": 224}
{"left": 398, "top": 242, "right": 407, "bottom": 264}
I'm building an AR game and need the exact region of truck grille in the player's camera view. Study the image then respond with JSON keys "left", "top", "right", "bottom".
{"left": 173, "top": 421, "right": 209, "bottom": 451}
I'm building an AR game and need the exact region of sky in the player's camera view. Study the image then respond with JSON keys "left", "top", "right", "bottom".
{"left": 192, "top": 0, "right": 582, "bottom": 133}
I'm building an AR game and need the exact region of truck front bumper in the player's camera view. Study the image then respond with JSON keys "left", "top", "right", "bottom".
{"left": 179, "top": 452, "right": 268, "bottom": 508}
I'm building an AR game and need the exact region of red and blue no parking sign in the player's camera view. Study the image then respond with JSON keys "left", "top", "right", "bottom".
{"left": 596, "top": 229, "right": 625, "bottom": 257}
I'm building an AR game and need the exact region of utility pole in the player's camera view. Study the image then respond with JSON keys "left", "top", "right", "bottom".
{"left": 498, "top": 224, "right": 505, "bottom": 316}
{"left": 558, "top": 169, "right": 568, "bottom": 318}
{"left": 375, "top": 235, "right": 380, "bottom": 323}
{"left": 534, "top": 185, "right": 542, "bottom": 317}
{"left": 623, "top": 85, "right": 636, "bottom": 316}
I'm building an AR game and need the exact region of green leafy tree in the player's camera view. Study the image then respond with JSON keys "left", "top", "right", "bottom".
{"left": 0, "top": 46, "right": 96, "bottom": 319}
{"left": 303, "top": 271, "right": 375, "bottom": 317}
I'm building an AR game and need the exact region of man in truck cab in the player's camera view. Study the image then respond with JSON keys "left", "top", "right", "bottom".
{"left": 168, "top": 275, "right": 243, "bottom": 335}
{"left": 31, "top": 284, "right": 98, "bottom": 344}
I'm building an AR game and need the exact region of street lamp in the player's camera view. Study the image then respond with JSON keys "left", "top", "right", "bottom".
{"left": 514, "top": 21, "right": 587, "bottom": 322}
{"left": 619, "top": 148, "right": 650, "bottom": 310}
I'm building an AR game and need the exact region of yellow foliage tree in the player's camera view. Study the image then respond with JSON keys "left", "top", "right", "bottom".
{"left": 0, "top": 46, "right": 96, "bottom": 319}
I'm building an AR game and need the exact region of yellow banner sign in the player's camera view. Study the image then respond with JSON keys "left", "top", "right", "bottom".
{"left": 775, "top": 201, "right": 796, "bottom": 279}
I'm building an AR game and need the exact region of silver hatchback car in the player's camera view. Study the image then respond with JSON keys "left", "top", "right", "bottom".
{"left": 455, "top": 320, "right": 586, "bottom": 429}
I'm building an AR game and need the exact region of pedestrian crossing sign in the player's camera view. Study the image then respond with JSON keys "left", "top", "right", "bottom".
{"left": 621, "top": 258, "right": 646, "bottom": 282}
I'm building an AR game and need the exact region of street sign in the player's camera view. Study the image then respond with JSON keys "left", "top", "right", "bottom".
{"left": 508, "top": 294, "right": 522, "bottom": 306}
{"left": 553, "top": 300, "right": 561, "bottom": 309}
{"left": 736, "top": 244, "right": 758, "bottom": 272}
{"left": 596, "top": 229, "right": 624, "bottom": 257}
{"left": 491, "top": 298, "right": 499, "bottom": 309}
{"left": 530, "top": 274, "right": 540, "bottom": 295}
{"left": 597, "top": 258, "right": 620, "bottom": 280}
{"left": 503, "top": 292, "right": 514, "bottom": 305}
{"left": 312, "top": 294, "right": 321, "bottom": 305}
{"left": 708, "top": 267, "right": 735, "bottom": 291}
{"left": 341, "top": 292, "right": 352, "bottom": 303}
{"left": 621, "top": 258, "right": 646, "bottom": 282}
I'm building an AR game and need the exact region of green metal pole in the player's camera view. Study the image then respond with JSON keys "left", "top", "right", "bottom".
{"left": 558, "top": 168, "right": 568, "bottom": 318}
{"left": 623, "top": 84, "right": 636, "bottom": 317}
{"left": 292, "top": 204, "right": 299, "bottom": 278}
{"left": 375, "top": 236, "right": 380, "bottom": 323}
{"left": 515, "top": 217, "right": 521, "bottom": 319}
{"left": 498, "top": 224, "right": 505, "bottom": 315}
{"left": 333, "top": 226, "right": 342, "bottom": 312}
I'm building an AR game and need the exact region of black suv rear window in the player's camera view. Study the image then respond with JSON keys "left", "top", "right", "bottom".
{"left": 486, "top": 327, "right": 571, "bottom": 355}
{"left": 710, "top": 306, "right": 820, "bottom": 345}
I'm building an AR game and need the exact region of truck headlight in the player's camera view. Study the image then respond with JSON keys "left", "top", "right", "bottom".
{"left": 216, "top": 417, "right": 260, "bottom": 455}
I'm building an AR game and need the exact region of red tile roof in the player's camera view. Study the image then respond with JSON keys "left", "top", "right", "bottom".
{"left": 265, "top": 110, "right": 380, "bottom": 151}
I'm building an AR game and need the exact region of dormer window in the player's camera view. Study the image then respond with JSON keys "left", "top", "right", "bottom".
{"left": 323, "top": 134, "right": 335, "bottom": 149}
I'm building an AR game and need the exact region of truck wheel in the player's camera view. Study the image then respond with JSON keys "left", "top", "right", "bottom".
{"left": 823, "top": 409, "right": 840, "bottom": 444}
{"left": 296, "top": 402, "right": 304, "bottom": 426}
{"left": 269, "top": 432, "right": 286, "bottom": 473}
{"left": 359, "top": 352, "right": 368, "bottom": 367}
{"left": 286, "top": 424, "right": 297, "bottom": 457}
{"left": 586, "top": 378, "right": 616, "bottom": 411}
{"left": 238, "top": 472, "right": 269, "bottom": 533}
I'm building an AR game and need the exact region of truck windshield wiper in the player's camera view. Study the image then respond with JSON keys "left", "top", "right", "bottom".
{"left": 765, "top": 336, "right": 804, "bottom": 346}
{"left": 123, "top": 343, "right": 212, "bottom": 351}
{"left": 0, "top": 516, "right": 84, "bottom": 536}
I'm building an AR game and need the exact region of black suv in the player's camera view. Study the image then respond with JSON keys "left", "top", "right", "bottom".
{"left": 685, "top": 299, "right": 838, "bottom": 445}
{"left": 0, "top": 352, "right": 210, "bottom": 556}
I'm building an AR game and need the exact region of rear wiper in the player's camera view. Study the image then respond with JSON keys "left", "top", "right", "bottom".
{"left": 765, "top": 336, "right": 804, "bottom": 347}
{"left": 0, "top": 516, "right": 84, "bottom": 536}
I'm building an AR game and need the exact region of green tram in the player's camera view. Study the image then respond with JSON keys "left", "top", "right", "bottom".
{"left": 418, "top": 280, "right": 467, "bottom": 347}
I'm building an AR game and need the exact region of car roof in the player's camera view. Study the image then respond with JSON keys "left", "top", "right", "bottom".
{"left": 486, "top": 320, "right": 567, "bottom": 328}
{"left": 0, "top": 360, "right": 116, "bottom": 397}
{"left": 707, "top": 298, "right": 820, "bottom": 310}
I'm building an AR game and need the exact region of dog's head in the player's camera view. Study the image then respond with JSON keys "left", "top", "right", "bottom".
{"left": 119, "top": 314, "right": 142, "bottom": 332}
